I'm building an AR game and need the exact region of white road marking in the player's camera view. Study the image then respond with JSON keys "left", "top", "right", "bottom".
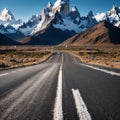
{"left": 62, "top": 54, "right": 64, "bottom": 63}
{"left": 72, "top": 89, "right": 92, "bottom": 120}
{"left": 0, "top": 64, "right": 57, "bottom": 120}
{"left": 81, "top": 63, "right": 120, "bottom": 77}
{"left": 53, "top": 64, "right": 63, "bottom": 120}
{"left": 0, "top": 73, "right": 8, "bottom": 77}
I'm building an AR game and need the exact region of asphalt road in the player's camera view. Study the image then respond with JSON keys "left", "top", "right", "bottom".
{"left": 0, "top": 52, "right": 120, "bottom": 120}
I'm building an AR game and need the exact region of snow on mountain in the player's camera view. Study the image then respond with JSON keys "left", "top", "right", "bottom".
{"left": 94, "top": 5, "right": 120, "bottom": 26}
{"left": 94, "top": 13, "right": 107, "bottom": 22}
{"left": 69, "top": 6, "right": 81, "bottom": 24}
{"left": 53, "top": 0, "right": 69, "bottom": 16}
{"left": 53, "top": 16, "right": 82, "bottom": 33}
{"left": 0, "top": 8, "right": 15, "bottom": 21}
{"left": 0, "top": 0, "right": 120, "bottom": 38}
{"left": 19, "top": 15, "right": 41, "bottom": 35}
{"left": 0, "top": 8, "right": 23, "bottom": 34}
{"left": 23, "top": 0, "right": 96, "bottom": 36}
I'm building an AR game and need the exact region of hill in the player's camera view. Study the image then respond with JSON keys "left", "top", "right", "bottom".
{"left": 63, "top": 21, "right": 120, "bottom": 46}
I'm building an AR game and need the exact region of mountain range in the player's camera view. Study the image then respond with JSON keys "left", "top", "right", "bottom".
{"left": 63, "top": 20, "right": 120, "bottom": 46}
{"left": 0, "top": 33, "right": 20, "bottom": 45}
{"left": 0, "top": 0, "right": 120, "bottom": 45}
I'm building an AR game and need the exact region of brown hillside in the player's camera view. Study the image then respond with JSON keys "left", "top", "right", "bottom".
{"left": 63, "top": 21, "right": 120, "bottom": 46}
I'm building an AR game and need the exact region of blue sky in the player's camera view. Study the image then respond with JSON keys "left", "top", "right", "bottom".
{"left": 0, "top": 0, "right": 120, "bottom": 21}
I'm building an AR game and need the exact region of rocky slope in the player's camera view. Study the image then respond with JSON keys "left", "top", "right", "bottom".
{"left": 0, "top": 0, "right": 120, "bottom": 45}
{"left": 63, "top": 21, "right": 120, "bottom": 45}
{"left": 0, "top": 33, "right": 20, "bottom": 45}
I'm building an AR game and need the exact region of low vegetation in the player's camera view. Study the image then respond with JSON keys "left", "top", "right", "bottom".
{"left": 60, "top": 45, "right": 120, "bottom": 69}
{"left": 0, "top": 45, "right": 120, "bottom": 70}
{"left": 0, "top": 46, "right": 51, "bottom": 71}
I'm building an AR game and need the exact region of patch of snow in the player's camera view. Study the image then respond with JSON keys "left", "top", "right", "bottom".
{"left": 20, "top": 25, "right": 36, "bottom": 36}
{"left": 0, "top": 8, "right": 15, "bottom": 21}
{"left": 12, "top": 23, "right": 23, "bottom": 30}
{"left": 53, "top": 0, "right": 67, "bottom": 9}
{"left": 94, "top": 12, "right": 107, "bottom": 22}
{"left": 53, "top": 17, "right": 83, "bottom": 33}
{"left": 31, "top": 20, "right": 44, "bottom": 34}
{"left": 109, "top": 14, "right": 119, "bottom": 22}
{"left": 72, "top": 7, "right": 77, "bottom": 12}
{"left": 49, "top": 12, "right": 54, "bottom": 17}
{"left": 115, "top": 21, "right": 120, "bottom": 26}
{"left": 53, "top": 0, "right": 62, "bottom": 8}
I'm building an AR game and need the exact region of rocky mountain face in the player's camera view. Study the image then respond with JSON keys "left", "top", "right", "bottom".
{"left": 0, "top": 0, "right": 98, "bottom": 37}
{"left": 19, "top": 0, "right": 99, "bottom": 45}
{"left": 63, "top": 21, "right": 120, "bottom": 46}
{"left": 18, "top": 3, "right": 120, "bottom": 37}
{"left": 0, "top": 8, "right": 23, "bottom": 41}
{"left": 0, "top": 33, "right": 20, "bottom": 45}
{"left": 94, "top": 5, "right": 120, "bottom": 26}
{"left": 20, "top": 0, "right": 98, "bottom": 36}
{"left": 0, "top": 8, "right": 15, "bottom": 21}
{"left": 0, "top": 0, "right": 120, "bottom": 45}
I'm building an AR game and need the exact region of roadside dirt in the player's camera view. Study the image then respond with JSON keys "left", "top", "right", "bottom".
{"left": 0, "top": 46, "right": 52, "bottom": 71}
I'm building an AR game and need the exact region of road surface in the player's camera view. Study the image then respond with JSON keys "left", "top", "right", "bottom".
{"left": 0, "top": 52, "right": 120, "bottom": 120}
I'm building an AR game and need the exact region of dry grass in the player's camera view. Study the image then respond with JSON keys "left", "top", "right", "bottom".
{"left": 0, "top": 45, "right": 120, "bottom": 70}
{"left": 0, "top": 46, "right": 52, "bottom": 71}
{"left": 62, "top": 46, "right": 120, "bottom": 69}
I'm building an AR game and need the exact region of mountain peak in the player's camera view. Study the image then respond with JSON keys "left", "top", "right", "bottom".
{"left": 71, "top": 6, "right": 78, "bottom": 12}
{"left": 47, "top": 2, "right": 53, "bottom": 8}
{"left": 110, "top": 5, "right": 119, "bottom": 15}
{"left": 0, "top": 8, "right": 15, "bottom": 21}
{"left": 53, "top": 0, "right": 69, "bottom": 16}
{"left": 87, "top": 10, "right": 94, "bottom": 18}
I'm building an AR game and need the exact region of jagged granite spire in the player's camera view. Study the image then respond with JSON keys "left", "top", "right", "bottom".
{"left": 53, "top": 0, "right": 70, "bottom": 16}
{"left": 47, "top": 2, "right": 53, "bottom": 8}
{"left": 110, "top": 5, "right": 119, "bottom": 15}
{"left": 0, "top": 8, "right": 15, "bottom": 21}
{"left": 87, "top": 10, "right": 94, "bottom": 18}
{"left": 69, "top": 6, "right": 81, "bottom": 24}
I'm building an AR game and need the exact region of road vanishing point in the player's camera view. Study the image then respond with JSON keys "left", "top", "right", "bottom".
{"left": 0, "top": 52, "right": 120, "bottom": 120}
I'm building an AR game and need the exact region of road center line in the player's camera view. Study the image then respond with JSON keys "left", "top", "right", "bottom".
{"left": 72, "top": 89, "right": 92, "bottom": 120}
{"left": 53, "top": 64, "right": 63, "bottom": 120}
{"left": 81, "top": 63, "right": 120, "bottom": 77}
{"left": 0, "top": 73, "right": 8, "bottom": 77}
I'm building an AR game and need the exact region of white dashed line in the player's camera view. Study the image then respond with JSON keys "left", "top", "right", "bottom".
{"left": 72, "top": 89, "right": 92, "bottom": 120}
{"left": 53, "top": 64, "right": 63, "bottom": 120}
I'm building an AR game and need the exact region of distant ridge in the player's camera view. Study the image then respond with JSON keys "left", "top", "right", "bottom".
{"left": 63, "top": 21, "right": 120, "bottom": 46}
{"left": 20, "top": 24, "right": 73, "bottom": 45}
{"left": 0, "top": 33, "right": 20, "bottom": 45}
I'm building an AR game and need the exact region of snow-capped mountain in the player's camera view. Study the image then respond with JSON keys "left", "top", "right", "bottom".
{"left": 0, "top": 8, "right": 23, "bottom": 34}
{"left": 94, "top": 5, "right": 120, "bottom": 26}
{"left": 0, "top": 0, "right": 120, "bottom": 43}
{"left": 0, "top": 8, "right": 15, "bottom": 21}
{"left": 19, "top": 15, "right": 41, "bottom": 35}
{"left": 19, "top": 0, "right": 97, "bottom": 36}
